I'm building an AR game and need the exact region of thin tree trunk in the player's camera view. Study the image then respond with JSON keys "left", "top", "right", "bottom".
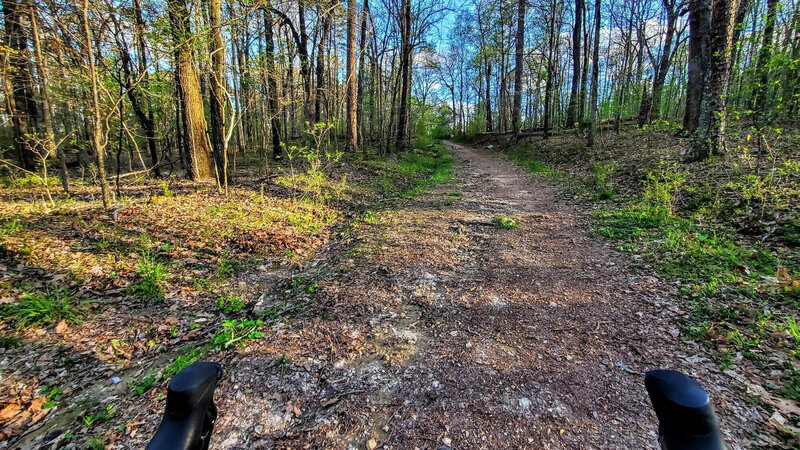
{"left": 588, "top": 0, "right": 600, "bottom": 147}
{"left": 346, "top": 0, "right": 358, "bottom": 151}
{"left": 207, "top": 0, "right": 225, "bottom": 186}
{"left": 264, "top": 8, "right": 282, "bottom": 159}
{"left": 512, "top": 0, "right": 525, "bottom": 135}
{"left": 30, "top": 4, "right": 69, "bottom": 194}
{"left": 80, "top": 0, "right": 111, "bottom": 207}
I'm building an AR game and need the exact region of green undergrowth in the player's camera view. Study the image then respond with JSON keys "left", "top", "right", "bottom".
{"left": 371, "top": 141, "right": 453, "bottom": 198}
{"left": 0, "top": 288, "right": 82, "bottom": 328}
{"left": 504, "top": 141, "right": 568, "bottom": 182}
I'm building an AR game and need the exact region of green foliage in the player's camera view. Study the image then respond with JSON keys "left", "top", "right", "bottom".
{"left": 0, "top": 174, "right": 60, "bottom": 188}
{"left": 591, "top": 162, "right": 615, "bottom": 200}
{"left": 130, "top": 235, "right": 168, "bottom": 301}
{"left": 787, "top": 317, "right": 800, "bottom": 355}
{"left": 778, "top": 372, "right": 800, "bottom": 402}
{"left": 85, "top": 436, "right": 105, "bottom": 450}
{"left": 0, "top": 215, "right": 26, "bottom": 235}
{"left": 1, "top": 289, "right": 81, "bottom": 328}
{"left": 131, "top": 374, "right": 156, "bottom": 396}
{"left": 83, "top": 404, "right": 115, "bottom": 427}
{"left": 217, "top": 294, "right": 245, "bottom": 314}
{"left": 160, "top": 181, "right": 173, "bottom": 197}
{"left": 41, "top": 383, "right": 64, "bottom": 409}
{"left": 492, "top": 216, "right": 520, "bottom": 230}
{"left": 593, "top": 163, "right": 777, "bottom": 288}
{"left": 278, "top": 120, "right": 348, "bottom": 205}
{"left": 212, "top": 319, "right": 264, "bottom": 349}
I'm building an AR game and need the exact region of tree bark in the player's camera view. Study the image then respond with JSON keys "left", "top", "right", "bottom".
{"left": 30, "top": 3, "right": 69, "bottom": 194}
{"left": 566, "top": 0, "right": 583, "bottom": 127}
{"left": 80, "top": 0, "right": 111, "bottom": 208}
{"left": 2, "top": 0, "right": 38, "bottom": 169}
{"left": 346, "top": 0, "right": 358, "bottom": 151}
{"left": 207, "top": 0, "right": 226, "bottom": 182}
{"left": 691, "top": 0, "right": 738, "bottom": 159}
{"left": 587, "top": 0, "right": 600, "bottom": 147}
{"left": 264, "top": 8, "right": 282, "bottom": 159}
{"left": 512, "top": 0, "right": 526, "bottom": 135}
{"left": 750, "top": 0, "right": 778, "bottom": 123}
{"left": 168, "top": 0, "right": 215, "bottom": 179}
{"left": 395, "top": 0, "right": 411, "bottom": 149}
{"left": 356, "top": 0, "right": 369, "bottom": 149}
{"left": 684, "top": 0, "right": 711, "bottom": 133}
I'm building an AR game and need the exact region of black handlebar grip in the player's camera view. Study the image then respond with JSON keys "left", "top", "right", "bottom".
{"left": 644, "top": 369, "right": 724, "bottom": 450}
{"left": 147, "top": 362, "right": 222, "bottom": 450}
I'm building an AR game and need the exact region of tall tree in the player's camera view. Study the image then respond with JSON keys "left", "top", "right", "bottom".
{"left": 395, "top": 0, "right": 411, "bottom": 148}
{"left": 587, "top": 0, "right": 600, "bottom": 146}
{"left": 80, "top": 0, "right": 111, "bottom": 208}
{"left": 566, "top": 0, "right": 583, "bottom": 126}
{"left": 512, "top": 0, "right": 526, "bottom": 135}
{"left": 264, "top": 8, "right": 282, "bottom": 159}
{"left": 691, "top": 0, "right": 738, "bottom": 159}
{"left": 2, "top": 0, "right": 39, "bottom": 169}
{"left": 167, "top": 0, "right": 214, "bottom": 179}
{"left": 684, "top": 0, "right": 711, "bottom": 133}
{"left": 346, "top": 0, "right": 358, "bottom": 151}
{"left": 207, "top": 0, "right": 226, "bottom": 180}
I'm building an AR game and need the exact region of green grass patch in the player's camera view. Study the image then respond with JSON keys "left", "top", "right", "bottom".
{"left": 492, "top": 216, "right": 520, "bottom": 230}
{"left": 1, "top": 289, "right": 82, "bottom": 328}
{"left": 132, "top": 344, "right": 210, "bottom": 396}
{"left": 129, "top": 235, "right": 169, "bottom": 301}
{"left": 211, "top": 319, "right": 264, "bottom": 350}
{"left": 217, "top": 294, "right": 245, "bottom": 314}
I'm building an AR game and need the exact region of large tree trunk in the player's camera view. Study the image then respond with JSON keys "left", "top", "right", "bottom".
{"left": 566, "top": 0, "right": 583, "bottom": 127}
{"left": 684, "top": 0, "right": 711, "bottom": 133}
{"left": 207, "top": 0, "right": 226, "bottom": 182}
{"left": 512, "top": 0, "right": 525, "bottom": 135}
{"left": 346, "top": 0, "right": 358, "bottom": 151}
{"left": 587, "top": 0, "right": 600, "bottom": 147}
{"left": 80, "top": 0, "right": 111, "bottom": 208}
{"left": 2, "top": 0, "right": 39, "bottom": 170}
{"left": 168, "top": 0, "right": 215, "bottom": 179}
{"left": 264, "top": 8, "right": 282, "bottom": 159}
{"left": 691, "top": 0, "right": 738, "bottom": 159}
{"left": 395, "top": 0, "right": 411, "bottom": 149}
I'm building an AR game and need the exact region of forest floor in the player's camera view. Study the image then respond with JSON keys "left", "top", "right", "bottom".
{"left": 1, "top": 136, "right": 795, "bottom": 448}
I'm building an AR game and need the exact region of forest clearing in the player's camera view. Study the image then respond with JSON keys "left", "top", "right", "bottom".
{"left": 1, "top": 0, "right": 799, "bottom": 447}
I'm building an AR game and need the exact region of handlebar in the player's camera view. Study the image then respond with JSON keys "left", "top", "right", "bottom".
{"left": 147, "top": 361, "right": 222, "bottom": 450}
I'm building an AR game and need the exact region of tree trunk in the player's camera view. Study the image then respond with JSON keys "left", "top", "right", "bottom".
{"left": 649, "top": 0, "right": 677, "bottom": 121}
{"left": 168, "top": 0, "right": 215, "bottom": 179}
{"left": 80, "top": 0, "right": 111, "bottom": 208}
{"left": 395, "top": 0, "right": 411, "bottom": 149}
{"left": 691, "top": 0, "right": 738, "bottom": 159}
{"left": 2, "top": 0, "right": 39, "bottom": 170}
{"left": 684, "top": 0, "right": 711, "bottom": 133}
{"left": 30, "top": 4, "right": 69, "bottom": 194}
{"left": 566, "top": 0, "right": 583, "bottom": 127}
{"left": 356, "top": 0, "right": 369, "bottom": 149}
{"left": 544, "top": 0, "right": 556, "bottom": 137}
{"left": 264, "top": 8, "right": 282, "bottom": 159}
{"left": 207, "top": 0, "right": 226, "bottom": 185}
{"left": 750, "top": 0, "right": 777, "bottom": 123}
{"left": 512, "top": 0, "right": 525, "bottom": 135}
{"left": 587, "top": 0, "right": 600, "bottom": 147}
{"left": 314, "top": 4, "right": 331, "bottom": 123}
{"left": 346, "top": 0, "right": 358, "bottom": 151}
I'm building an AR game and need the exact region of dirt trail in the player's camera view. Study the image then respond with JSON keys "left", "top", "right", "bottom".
{"left": 204, "top": 142, "right": 762, "bottom": 449}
